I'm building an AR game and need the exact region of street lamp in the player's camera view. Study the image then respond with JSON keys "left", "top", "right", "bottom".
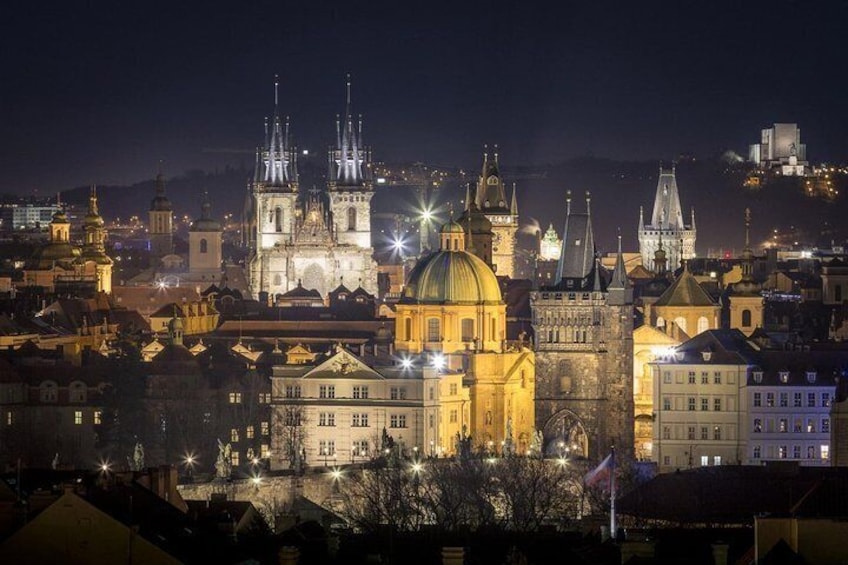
{"left": 182, "top": 452, "right": 197, "bottom": 481}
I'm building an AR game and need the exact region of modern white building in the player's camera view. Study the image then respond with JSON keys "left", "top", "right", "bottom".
{"left": 749, "top": 123, "right": 808, "bottom": 176}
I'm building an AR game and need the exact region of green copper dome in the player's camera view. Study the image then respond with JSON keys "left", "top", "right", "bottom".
{"left": 402, "top": 249, "right": 501, "bottom": 304}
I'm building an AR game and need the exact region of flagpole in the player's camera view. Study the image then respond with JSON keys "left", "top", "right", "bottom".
{"left": 609, "top": 445, "right": 616, "bottom": 539}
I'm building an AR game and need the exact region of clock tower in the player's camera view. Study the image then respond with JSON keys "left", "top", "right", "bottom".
{"left": 475, "top": 147, "right": 519, "bottom": 278}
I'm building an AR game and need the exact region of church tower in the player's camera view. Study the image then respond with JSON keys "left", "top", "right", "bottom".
{"left": 728, "top": 208, "right": 764, "bottom": 336}
{"left": 475, "top": 147, "right": 519, "bottom": 278}
{"left": 81, "top": 186, "right": 113, "bottom": 294}
{"left": 327, "top": 75, "right": 374, "bottom": 250}
{"left": 531, "top": 191, "right": 634, "bottom": 461}
{"left": 149, "top": 171, "right": 173, "bottom": 262}
{"left": 638, "top": 164, "right": 696, "bottom": 272}
{"left": 189, "top": 192, "right": 223, "bottom": 282}
{"left": 247, "top": 77, "right": 299, "bottom": 298}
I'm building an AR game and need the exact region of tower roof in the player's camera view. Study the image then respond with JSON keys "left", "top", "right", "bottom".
{"left": 653, "top": 264, "right": 716, "bottom": 307}
{"left": 189, "top": 192, "right": 222, "bottom": 232}
{"left": 475, "top": 146, "right": 510, "bottom": 213}
{"left": 257, "top": 76, "right": 297, "bottom": 188}
{"left": 329, "top": 74, "right": 371, "bottom": 188}
{"left": 649, "top": 164, "right": 685, "bottom": 229}
{"left": 556, "top": 191, "right": 596, "bottom": 282}
{"left": 150, "top": 172, "right": 172, "bottom": 212}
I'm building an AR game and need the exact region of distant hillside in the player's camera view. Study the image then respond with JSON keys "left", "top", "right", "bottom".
{"left": 58, "top": 157, "right": 848, "bottom": 258}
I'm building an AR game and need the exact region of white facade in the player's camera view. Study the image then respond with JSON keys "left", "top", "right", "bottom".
{"left": 749, "top": 123, "right": 808, "bottom": 176}
{"left": 742, "top": 369, "right": 834, "bottom": 466}
{"left": 270, "top": 347, "right": 425, "bottom": 469}
{"left": 638, "top": 165, "right": 696, "bottom": 273}
{"left": 652, "top": 359, "right": 744, "bottom": 472}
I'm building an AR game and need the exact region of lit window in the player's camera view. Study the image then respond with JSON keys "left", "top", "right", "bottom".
{"left": 319, "top": 413, "right": 336, "bottom": 427}
{"left": 779, "top": 419, "right": 788, "bottom": 433}
{"left": 713, "top": 456, "right": 721, "bottom": 466}
{"left": 231, "top": 428, "right": 239, "bottom": 442}
{"left": 246, "top": 426, "right": 254, "bottom": 439}
{"left": 94, "top": 411, "right": 101, "bottom": 425}
{"left": 229, "top": 392, "right": 242, "bottom": 404}
{"left": 779, "top": 371, "right": 789, "bottom": 384}
{"left": 700, "top": 455, "right": 708, "bottom": 467}
{"left": 766, "top": 393, "right": 774, "bottom": 407}
{"left": 260, "top": 444, "right": 271, "bottom": 458}
{"left": 74, "top": 411, "right": 83, "bottom": 425}
{"left": 753, "top": 418, "right": 762, "bottom": 433}
{"left": 807, "top": 419, "right": 816, "bottom": 433}
{"left": 319, "top": 385, "right": 335, "bottom": 399}
{"left": 821, "top": 445, "right": 830, "bottom": 460}
{"left": 390, "top": 414, "right": 407, "bottom": 428}
{"left": 778, "top": 446, "right": 787, "bottom": 459}
{"left": 823, "top": 418, "right": 830, "bottom": 433}
{"left": 6, "top": 411, "right": 12, "bottom": 426}
{"left": 822, "top": 393, "right": 831, "bottom": 407}
{"left": 449, "top": 383, "right": 458, "bottom": 396}
{"left": 261, "top": 421, "right": 269, "bottom": 435}
{"left": 231, "top": 451, "right": 239, "bottom": 466}
{"left": 258, "top": 393, "right": 271, "bottom": 404}
{"left": 285, "top": 385, "right": 302, "bottom": 398}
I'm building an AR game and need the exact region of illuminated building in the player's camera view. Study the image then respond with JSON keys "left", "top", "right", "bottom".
{"left": 749, "top": 123, "right": 808, "bottom": 176}
{"left": 727, "top": 209, "right": 764, "bottom": 336}
{"left": 188, "top": 193, "right": 224, "bottom": 283}
{"left": 246, "top": 77, "right": 377, "bottom": 301}
{"left": 473, "top": 147, "right": 519, "bottom": 278}
{"left": 148, "top": 171, "right": 174, "bottom": 261}
{"left": 638, "top": 164, "right": 696, "bottom": 273}
{"left": 646, "top": 263, "right": 721, "bottom": 341}
{"left": 531, "top": 192, "right": 634, "bottom": 460}
{"left": 632, "top": 325, "right": 680, "bottom": 460}
{"left": 538, "top": 223, "right": 561, "bottom": 262}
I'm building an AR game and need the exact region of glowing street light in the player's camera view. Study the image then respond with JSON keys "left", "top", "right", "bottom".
{"left": 431, "top": 353, "right": 445, "bottom": 370}
{"left": 400, "top": 356, "right": 414, "bottom": 370}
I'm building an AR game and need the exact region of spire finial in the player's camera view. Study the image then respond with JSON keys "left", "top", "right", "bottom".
{"left": 745, "top": 207, "right": 751, "bottom": 248}
{"left": 274, "top": 74, "right": 279, "bottom": 109}
{"left": 483, "top": 143, "right": 488, "bottom": 162}
{"left": 494, "top": 143, "right": 499, "bottom": 163}
{"left": 585, "top": 190, "right": 591, "bottom": 215}
{"left": 566, "top": 189, "right": 571, "bottom": 215}
{"left": 345, "top": 73, "right": 351, "bottom": 106}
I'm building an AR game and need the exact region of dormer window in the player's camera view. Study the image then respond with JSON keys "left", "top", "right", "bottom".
{"left": 701, "top": 351, "right": 712, "bottom": 362}
{"left": 806, "top": 371, "right": 817, "bottom": 384}
{"left": 779, "top": 371, "right": 790, "bottom": 384}
{"left": 753, "top": 371, "right": 763, "bottom": 383}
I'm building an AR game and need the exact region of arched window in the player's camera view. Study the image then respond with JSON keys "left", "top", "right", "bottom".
{"left": 404, "top": 318, "right": 412, "bottom": 341}
{"left": 275, "top": 208, "right": 283, "bottom": 232}
{"left": 200, "top": 238, "right": 208, "bottom": 254}
{"left": 697, "top": 316, "right": 709, "bottom": 334}
{"left": 347, "top": 207, "right": 357, "bottom": 231}
{"left": 69, "top": 381, "right": 86, "bottom": 403}
{"left": 427, "top": 318, "right": 440, "bottom": 342}
{"left": 674, "top": 317, "right": 687, "bottom": 334}
{"left": 40, "top": 381, "right": 58, "bottom": 403}
{"left": 742, "top": 309, "right": 752, "bottom": 327}
{"left": 656, "top": 316, "right": 665, "bottom": 328}
{"left": 461, "top": 319, "right": 474, "bottom": 341}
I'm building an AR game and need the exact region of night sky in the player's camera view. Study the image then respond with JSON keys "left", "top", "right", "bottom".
{"left": 2, "top": 1, "right": 847, "bottom": 195}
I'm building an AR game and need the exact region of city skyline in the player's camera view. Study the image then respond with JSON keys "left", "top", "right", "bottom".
{"left": 3, "top": 1, "right": 848, "bottom": 194}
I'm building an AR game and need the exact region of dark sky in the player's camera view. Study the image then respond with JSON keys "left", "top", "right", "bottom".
{"left": 2, "top": 0, "right": 847, "bottom": 194}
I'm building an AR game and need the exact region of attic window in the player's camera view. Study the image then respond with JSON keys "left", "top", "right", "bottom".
{"left": 806, "top": 371, "right": 816, "bottom": 384}
{"left": 575, "top": 239, "right": 582, "bottom": 246}
{"left": 701, "top": 351, "right": 712, "bottom": 362}
{"left": 779, "top": 371, "right": 790, "bottom": 384}
{"left": 752, "top": 371, "right": 763, "bottom": 383}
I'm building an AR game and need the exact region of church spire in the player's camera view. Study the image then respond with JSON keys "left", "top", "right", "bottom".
{"left": 609, "top": 230, "right": 629, "bottom": 291}
{"left": 259, "top": 75, "right": 296, "bottom": 188}
{"left": 510, "top": 182, "right": 518, "bottom": 215}
{"left": 476, "top": 144, "right": 508, "bottom": 210}
{"left": 330, "top": 74, "right": 370, "bottom": 188}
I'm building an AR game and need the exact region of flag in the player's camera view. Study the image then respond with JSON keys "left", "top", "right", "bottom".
{"left": 584, "top": 452, "right": 613, "bottom": 488}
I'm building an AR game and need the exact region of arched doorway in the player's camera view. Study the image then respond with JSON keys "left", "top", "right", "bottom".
{"left": 542, "top": 409, "right": 589, "bottom": 459}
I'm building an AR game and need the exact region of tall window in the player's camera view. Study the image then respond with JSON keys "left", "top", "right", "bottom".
{"left": 347, "top": 207, "right": 357, "bottom": 231}
{"left": 461, "top": 319, "right": 474, "bottom": 342}
{"left": 427, "top": 318, "right": 440, "bottom": 342}
{"left": 697, "top": 316, "right": 709, "bottom": 334}
{"left": 742, "top": 309, "right": 752, "bottom": 327}
{"left": 275, "top": 207, "right": 282, "bottom": 232}
{"left": 200, "top": 238, "right": 208, "bottom": 253}
{"left": 404, "top": 318, "right": 412, "bottom": 341}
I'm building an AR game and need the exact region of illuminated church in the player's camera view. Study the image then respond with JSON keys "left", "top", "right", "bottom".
{"left": 470, "top": 148, "right": 519, "bottom": 278}
{"left": 246, "top": 78, "right": 377, "bottom": 301}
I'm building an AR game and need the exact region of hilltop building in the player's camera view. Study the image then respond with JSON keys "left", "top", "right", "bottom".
{"left": 638, "top": 165, "right": 696, "bottom": 273}
{"left": 749, "top": 123, "right": 809, "bottom": 176}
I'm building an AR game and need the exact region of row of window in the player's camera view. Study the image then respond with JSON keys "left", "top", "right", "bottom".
{"left": 753, "top": 391, "right": 830, "bottom": 408}
{"left": 751, "top": 371, "right": 819, "bottom": 384}
{"left": 662, "top": 397, "right": 727, "bottom": 411}
{"left": 227, "top": 444, "right": 271, "bottom": 467}
{"left": 318, "top": 439, "right": 373, "bottom": 457}
{"left": 752, "top": 444, "right": 829, "bottom": 460}
{"left": 228, "top": 392, "right": 273, "bottom": 404}
{"left": 284, "top": 385, "right": 409, "bottom": 400}
{"left": 661, "top": 425, "right": 732, "bottom": 441}
{"left": 316, "top": 412, "right": 408, "bottom": 428}
{"left": 662, "top": 455, "right": 723, "bottom": 467}
{"left": 38, "top": 381, "right": 90, "bottom": 403}
{"left": 663, "top": 371, "right": 732, "bottom": 385}
{"left": 229, "top": 422, "right": 270, "bottom": 442}
{"left": 753, "top": 417, "right": 829, "bottom": 434}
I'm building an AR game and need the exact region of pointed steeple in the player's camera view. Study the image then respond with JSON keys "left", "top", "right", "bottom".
{"left": 650, "top": 163, "right": 684, "bottom": 229}
{"left": 638, "top": 206, "right": 644, "bottom": 232}
{"left": 150, "top": 170, "right": 172, "bottom": 212}
{"left": 476, "top": 144, "right": 508, "bottom": 211}
{"left": 330, "top": 74, "right": 371, "bottom": 188}
{"left": 556, "top": 190, "right": 595, "bottom": 284}
{"left": 259, "top": 75, "right": 296, "bottom": 188}
{"left": 510, "top": 182, "right": 518, "bottom": 215}
{"left": 609, "top": 231, "right": 633, "bottom": 305}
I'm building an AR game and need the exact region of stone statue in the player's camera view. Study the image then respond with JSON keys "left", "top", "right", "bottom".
{"left": 503, "top": 416, "right": 515, "bottom": 458}
{"left": 51, "top": 453, "right": 59, "bottom": 470}
{"left": 529, "top": 429, "right": 543, "bottom": 458}
{"left": 132, "top": 442, "right": 145, "bottom": 471}
{"left": 215, "top": 438, "right": 232, "bottom": 479}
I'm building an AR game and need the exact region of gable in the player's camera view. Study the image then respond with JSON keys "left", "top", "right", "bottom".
{"left": 302, "top": 346, "right": 385, "bottom": 380}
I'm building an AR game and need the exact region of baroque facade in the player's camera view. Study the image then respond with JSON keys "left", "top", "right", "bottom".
{"left": 531, "top": 192, "right": 634, "bottom": 461}
{"left": 246, "top": 79, "right": 377, "bottom": 300}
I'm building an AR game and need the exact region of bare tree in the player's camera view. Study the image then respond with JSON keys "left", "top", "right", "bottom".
{"left": 273, "top": 403, "right": 308, "bottom": 471}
